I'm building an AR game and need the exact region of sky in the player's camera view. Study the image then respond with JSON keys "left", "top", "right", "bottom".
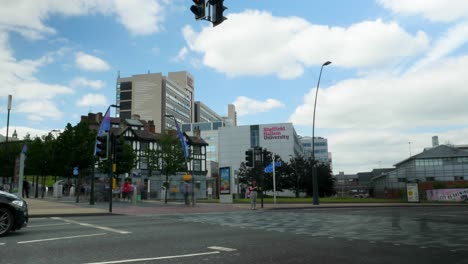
{"left": 1, "top": 0, "right": 468, "bottom": 174}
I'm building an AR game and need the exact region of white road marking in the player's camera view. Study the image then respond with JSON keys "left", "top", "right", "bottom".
{"left": 52, "top": 217, "right": 131, "bottom": 234}
{"left": 207, "top": 246, "right": 237, "bottom": 252}
{"left": 28, "top": 223, "right": 71, "bottom": 228}
{"left": 83, "top": 251, "right": 220, "bottom": 264}
{"left": 0, "top": 243, "right": 5, "bottom": 246}
{"left": 18, "top": 233, "right": 106, "bottom": 244}
{"left": 439, "top": 215, "right": 458, "bottom": 217}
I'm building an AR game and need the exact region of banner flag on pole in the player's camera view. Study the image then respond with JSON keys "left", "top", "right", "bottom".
{"left": 95, "top": 107, "right": 111, "bottom": 155}
{"left": 175, "top": 121, "right": 189, "bottom": 159}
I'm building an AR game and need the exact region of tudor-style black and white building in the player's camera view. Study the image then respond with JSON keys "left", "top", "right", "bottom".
{"left": 109, "top": 118, "right": 209, "bottom": 200}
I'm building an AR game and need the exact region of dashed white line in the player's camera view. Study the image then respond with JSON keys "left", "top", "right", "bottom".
{"left": 207, "top": 246, "right": 237, "bottom": 252}
{"left": 52, "top": 217, "right": 131, "bottom": 234}
{"left": 0, "top": 243, "right": 5, "bottom": 246}
{"left": 83, "top": 251, "right": 220, "bottom": 264}
{"left": 28, "top": 223, "right": 71, "bottom": 228}
{"left": 18, "top": 233, "right": 106, "bottom": 244}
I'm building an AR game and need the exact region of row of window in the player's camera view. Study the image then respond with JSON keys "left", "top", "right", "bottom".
{"left": 398, "top": 176, "right": 465, "bottom": 182}
{"left": 415, "top": 157, "right": 468, "bottom": 166}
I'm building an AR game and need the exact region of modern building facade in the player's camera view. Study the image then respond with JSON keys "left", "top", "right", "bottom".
{"left": 194, "top": 101, "right": 223, "bottom": 123}
{"left": 300, "top": 136, "right": 331, "bottom": 164}
{"left": 217, "top": 123, "right": 303, "bottom": 194}
{"left": 372, "top": 144, "right": 468, "bottom": 199}
{"left": 116, "top": 71, "right": 195, "bottom": 133}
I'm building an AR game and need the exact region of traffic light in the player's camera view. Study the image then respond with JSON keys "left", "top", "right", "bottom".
{"left": 114, "top": 135, "right": 124, "bottom": 162}
{"left": 245, "top": 149, "right": 253, "bottom": 167}
{"left": 190, "top": 0, "right": 206, "bottom": 20}
{"left": 209, "top": 0, "right": 227, "bottom": 27}
{"left": 96, "top": 133, "right": 109, "bottom": 160}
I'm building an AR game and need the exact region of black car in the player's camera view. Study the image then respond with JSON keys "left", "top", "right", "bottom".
{"left": 0, "top": 190, "right": 28, "bottom": 236}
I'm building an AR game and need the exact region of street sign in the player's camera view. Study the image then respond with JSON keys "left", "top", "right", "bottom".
{"left": 73, "top": 167, "right": 78, "bottom": 176}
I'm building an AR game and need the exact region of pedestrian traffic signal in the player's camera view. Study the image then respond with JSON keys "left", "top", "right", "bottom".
{"left": 245, "top": 149, "right": 253, "bottom": 167}
{"left": 114, "top": 135, "right": 124, "bottom": 161}
{"left": 209, "top": 0, "right": 227, "bottom": 27}
{"left": 190, "top": 0, "right": 206, "bottom": 20}
{"left": 96, "top": 133, "right": 109, "bottom": 160}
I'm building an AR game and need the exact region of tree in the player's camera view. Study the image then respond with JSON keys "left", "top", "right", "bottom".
{"left": 301, "top": 158, "right": 335, "bottom": 197}
{"left": 146, "top": 130, "right": 186, "bottom": 203}
{"left": 285, "top": 156, "right": 308, "bottom": 198}
{"left": 114, "top": 139, "right": 137, "bottom": 175}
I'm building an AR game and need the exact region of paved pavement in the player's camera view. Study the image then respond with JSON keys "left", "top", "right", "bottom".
{"left": 25, "top": 196, "right": 468, "bottom": 218}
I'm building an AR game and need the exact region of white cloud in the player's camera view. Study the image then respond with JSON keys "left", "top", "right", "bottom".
{"left": 76, "top": 93, "right": 107, "bottom": 107}
{"left": 172, "top": 47, "right": 188, "bottom": 62}
{"left": 289, "top": 55, "right": 468, "bottom": 129}
{"left": 113, "top": 0, "right": 165, "bottom": 35}
{"left": 16, "top": 100, "right": 63, "bottom": 121}
{"left": 181, "top": 11, "right": 429, "bottom": 79}
{"left": 75, "top": 52, "right": 110, "bottom": 71}
{"left": 410, "top": 21, "right": 468, "bottom": 72}
{"left": 378, "top": 0, "right": 468, "bottom": 22}
{"left": 0, "top": 0, "right": 165, "bottom": 39}
{"left": 70, "top": 77, "right": 106, "bottom": 89}
{"left": 0, "top": 32, "right": 73, "bottom": 121}
{"left": 0, "top": 126, "right": 54, "bottom": 140}
{"left": 233, "top": 96, "right": 285, "bottom": 116}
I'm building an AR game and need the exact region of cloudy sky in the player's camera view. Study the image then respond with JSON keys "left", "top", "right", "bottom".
{"left": 0, "top": 0, "right": 467, "bottom": 174}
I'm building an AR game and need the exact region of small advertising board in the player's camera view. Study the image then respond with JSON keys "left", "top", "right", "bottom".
{"left": 219, "top": 167, "right": 232, "bottom": 203}
{"left": 406, "top": 182, "right": 419, "bottom": 203}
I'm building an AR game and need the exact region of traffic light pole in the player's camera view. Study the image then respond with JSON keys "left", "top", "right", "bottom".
{"left": 108, "top": 133, "right": 114, "bottom": 213}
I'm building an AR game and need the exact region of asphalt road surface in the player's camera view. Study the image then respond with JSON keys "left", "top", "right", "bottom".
{"left": 1, "top": 207, "right": 467, "bottom": 264}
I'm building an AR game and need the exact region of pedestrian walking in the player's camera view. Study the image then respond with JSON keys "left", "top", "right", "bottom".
{"left": 23, "top": 180, "right": 30, "bottom": 198}
{"left": 249, "top": 182, "right": 258, "bottom": 210}
{"left": 182, "top": 181, "right": 190, "bottom": 205}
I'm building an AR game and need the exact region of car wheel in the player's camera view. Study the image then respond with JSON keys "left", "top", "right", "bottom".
{"left": 0, "top": 207, "right": 14, "bottom": 236}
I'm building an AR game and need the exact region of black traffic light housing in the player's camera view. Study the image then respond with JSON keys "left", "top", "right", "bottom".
{"left": 209, "top": 0, "right": 227, "bottom": 27}
{"left": 114, "top": 135, "right": 124, "bottom": 162}
{"left": 191, "top": 0, "right": 206, "bottom": 20}
{"left": 96, "top": 133, "right": 109, "bottom": 160}
{"left": 245, "top": 149, "right": 253, "bottom": 167}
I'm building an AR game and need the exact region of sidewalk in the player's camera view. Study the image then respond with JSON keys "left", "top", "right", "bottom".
{"left": 25, "top": 196, "right": 468, "bottom": 218}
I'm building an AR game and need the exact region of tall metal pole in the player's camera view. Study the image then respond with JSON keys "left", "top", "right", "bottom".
{"left": 5, "top": 95, "right": 12, "bottom": 189}
{"left": 311, "top": 61, "right": 331, "bottom": 205}
{"left": 5, "top": 95, "right": 12, "bottom": 147}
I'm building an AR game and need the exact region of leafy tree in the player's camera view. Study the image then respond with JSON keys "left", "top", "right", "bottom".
{"left": 145, "top": 130, "right": 186, "bottom": 203}
{"left": 115, "top": 138, "right": 137, "bottom": 175}
{"left": 301, "top": 158, "right": 335, "bottom": 197}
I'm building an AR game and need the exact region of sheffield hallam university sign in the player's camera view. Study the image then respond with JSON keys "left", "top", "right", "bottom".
{"left": 263, "top": 126, "right": 290, "bottom": 140}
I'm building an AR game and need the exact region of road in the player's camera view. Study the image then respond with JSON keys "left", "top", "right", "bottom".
{"left": 1, "top": 207, "right": 467, "bottom": 264}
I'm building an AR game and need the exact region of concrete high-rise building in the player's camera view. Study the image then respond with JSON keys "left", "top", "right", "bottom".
{"left": 116, "top": 71, "right": 195, "bottom": 133}
{"left": 194, "top": 101, "right": 223, "bottom": 123}
{"left": 228, "top": 104, "right": 237, "bottom": 126}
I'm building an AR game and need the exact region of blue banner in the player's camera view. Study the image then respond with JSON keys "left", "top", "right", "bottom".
{"left": 175, "top": 121, "right": 189, "bottom": 159}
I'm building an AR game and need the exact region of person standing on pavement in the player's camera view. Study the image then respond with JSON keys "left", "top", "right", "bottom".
{"left": 207, "top": 186, "right": 213, "bottom": 200}
{"left": 249, "top": 182, "right": 258, "bottom": 210}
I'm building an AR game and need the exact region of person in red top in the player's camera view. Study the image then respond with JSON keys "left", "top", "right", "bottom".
{"left": 122, "top": 180, "right": 132, "bottom": 201}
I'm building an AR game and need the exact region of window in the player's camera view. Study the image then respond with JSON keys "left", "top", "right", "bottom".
{"left": 398, "top": 178, "right": 406, "bottom": 183}
{"left": 193, "top": 159, "right": 202, "bottom": 172}
{"left": 120, "top": 101, "right": 131, "bottom": 110}
{"left": 455, "top": 176, "right": 464, "bottom": 181}
{"left": 193, "top": 146, "right": 201, "bottom": 155}
{"left": 425, "top": 177, "right": 435, "bottom": 181}
{"left": 120, "top": 82, "right": 132, "bottom": 91}
{"left": 120, "top": 91, "right": 132, "bottom": 100}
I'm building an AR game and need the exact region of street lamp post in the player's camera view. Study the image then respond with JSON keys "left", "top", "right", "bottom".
{"left": 311, "top": 61, "right": 331, "bottom": 205}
